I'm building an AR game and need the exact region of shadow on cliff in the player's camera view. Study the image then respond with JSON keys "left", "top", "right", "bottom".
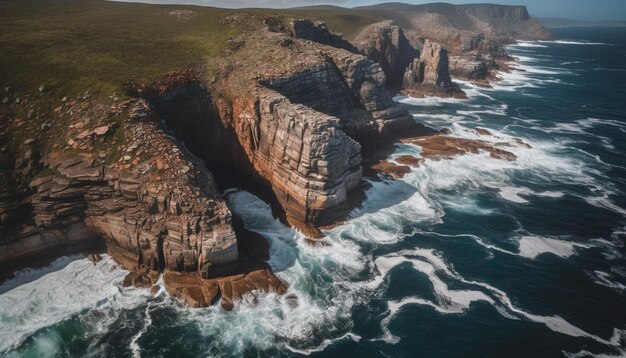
{"left": 125, "top": 73, "right": 295, "bottom": 273}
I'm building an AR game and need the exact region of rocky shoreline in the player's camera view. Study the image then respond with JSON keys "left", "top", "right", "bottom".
{"left": 0, "top": 4, "right": 550, "bottom": 309}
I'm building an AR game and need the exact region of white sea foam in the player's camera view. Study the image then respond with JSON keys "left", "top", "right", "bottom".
{"left": 517, "top": 236, "right": 581, "bottom": 259}
{"left": 588, "top": 271, "right": 626, "bottom": 293}
{"left": 286, "top": 332, "right": 361, "bottom": 356}
{"left": 577, "top": 117, "right": 626, "bottom": 130}
{"left": 371, "top": 249, "right": 495, "bottom": 342}
{"left": 513, "top": 41, "right": 548, "bottom": 48}
{"left": 393, "top": 95, "right": 466, "bottom": 106}
{"left": 538, "top": 40, "right": 613, "bottom": 46}
{"left": 565, "top": 348, "right": 626, "bottom": 358}
{"left": 584, "top": 194, "right": 626, "bottom": 217}
{"left": 498, "top": 186, "right": 564, "bottom": 204}
{"left": 560, "top": 60, "right": 583, "bottom": 65}
{"left": 326, "top": 179, "right": 441, "bottom": 245}
{"left": 0, "top": 255, "right": 149, "bottom": 353}
{"left": 0, "top": 254, "right": 83, "bottom": 295}
{"left": 129, "top": 303, "right": 155, "bottom": 358}
{"left": 373, "top": 249, "right": 624, "bottom": 347}
{"left": 164, "top": 190, "right": 369, "bottom": 356}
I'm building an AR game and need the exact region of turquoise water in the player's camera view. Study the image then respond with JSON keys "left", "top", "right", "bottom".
{"left": 1, "top": 27, "right": 625, "bottom": 357}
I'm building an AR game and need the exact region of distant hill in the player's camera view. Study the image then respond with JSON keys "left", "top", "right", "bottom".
{"left": 538, "top": 17, "right": 626, "bottom": 28}
{"left": 292, "top": 2, "right": 550, "bottom": 42}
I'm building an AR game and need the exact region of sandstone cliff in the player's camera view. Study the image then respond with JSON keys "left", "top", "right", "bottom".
{"left": 0, "top": 97, "right": 238, "bottom": 282}
{"left": 402, "top": 40, "right": 465, "bottom": 98}
{"left": 200, "top": 19, "right": 419, "bottom": 233}
{"left": 351, "top": 3, "right": 550, "bottom": 83}
{"left": 0, "top": 2, "right": 551, "bottom": 309}
{"left": 0, "top": 15, "right": 426, "bottom": 308}
{"left": 353, "top": 21, "right": 419, "bottom": 87}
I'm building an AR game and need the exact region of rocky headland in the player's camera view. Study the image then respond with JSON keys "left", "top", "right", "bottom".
{"left": 0, "top": 1, "right": 550, "bottom": 309}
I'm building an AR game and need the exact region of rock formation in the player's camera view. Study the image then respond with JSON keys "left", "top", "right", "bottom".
{"left": 265, "top": 18, "right": 359, "bottom": 53}
{"left": 0, "top": 98, "right": 239, "bottom": 282}
{"left": 353, "top": 21, "right": 419, "bottom": 87}
{"left": 183, "top": 19, "right": 424, "bottom": 235}
{"left": 0, "top": 3, "right": 551, "bottom": 309}
{"left": 352, "top": 3, "right": 550, "bottom": 83}
{"left": 402, "top": 40, "right": 465, "bottom": 98}
{"left": 448, "top": 55, "right": 488, "bottom": 81}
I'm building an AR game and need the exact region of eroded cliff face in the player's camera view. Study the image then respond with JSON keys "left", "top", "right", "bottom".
{"left": 0, "top": 9, "right": 545, "bottom": 308}
{"left": 353, "top": 21, "right": 419, "bottom": 87}
{"left": 204, "top": 23, "right": 419, "bottom": 232}
{"left": 0, "top": 98, "right": 238, "bottom": 283}
{"left": 402, "top": 40, "right": 465, "bottom": 98}
{"left": 285, "top": 19, "right": 359, "bottom": 53}
{"left": 457, "top": 4, "right": 551, "bottom": 40}
{"left": 351, "top": 4, "right": 550, "bottom": 84}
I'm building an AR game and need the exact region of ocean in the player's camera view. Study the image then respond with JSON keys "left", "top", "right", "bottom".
{"left": 1, "top": 27, "right": 625, "bottom": 357}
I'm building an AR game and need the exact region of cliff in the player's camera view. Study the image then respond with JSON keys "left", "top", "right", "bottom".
{"left": 348, "top": 3, "right": 551, "bottom": 83}
{"left": 353, "top": 20, "right": 419, "bottom": 87}
{"left": 0, "top": 1, "right": 550, "bottom": 309}
{"left": 0, "top": 12, "right": 424, "bottom": 308}
{"left": 197, "top": 18, "right": 419, "bottom": 232}
{"left": 402, "top": 39, "right": 465, "bottom": 98}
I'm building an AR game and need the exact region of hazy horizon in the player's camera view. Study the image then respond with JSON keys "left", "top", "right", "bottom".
{"left": 111, "top": 0, "right": 626, "bottom": 21}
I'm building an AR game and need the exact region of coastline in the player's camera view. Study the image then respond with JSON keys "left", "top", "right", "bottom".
{"left": 3, "top": 3, "right": 626, "bottom": 356}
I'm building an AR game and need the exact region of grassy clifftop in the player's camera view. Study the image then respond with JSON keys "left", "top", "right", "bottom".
{"left": 0, "top": 0, "right": 383, "bottom": 98}
{"left": 0, "top": 0, "right": 251, "bottom": 96}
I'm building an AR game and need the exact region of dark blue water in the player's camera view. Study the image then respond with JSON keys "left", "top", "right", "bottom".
{"left": 1, "top": 27, "right": 625, "bottom": 358}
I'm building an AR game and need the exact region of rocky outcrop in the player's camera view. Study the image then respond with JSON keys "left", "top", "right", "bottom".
{"left": 284, "top": 19, "right": 358, "bottom": 53}
{"left": 351, "top": 3, "right": 550, "bottom": 84}
{"left": 181, "top": 24, "right": 425, "bottom": 234}
{"left": 0, "top": 97, "right": 238, "bottom": 287}
{"left": 401, "top": 135, "right": 518, "bottom": 161}
{"left": 457, "top": 4, "right": 551, "bottom": 41}
{"left": 448, "top": 55, "right": 488, "bottom": 81}
{"left": 402, "top": 40, "right": 466, "bottom": 98}
{"left": 353, "top": 21, "right": 419, "bottom": 87}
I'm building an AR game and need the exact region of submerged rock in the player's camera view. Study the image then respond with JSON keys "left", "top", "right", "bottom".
{"left": 401, "top": 135, "right": 518, "bottom": 161}
{"left": 163, "top": 267, "right": 287, "bottom": 310}
{"left": 87, "top": 253, "right": 102, "bottom": 263}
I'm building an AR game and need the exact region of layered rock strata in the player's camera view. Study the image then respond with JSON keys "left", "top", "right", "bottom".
{"left": 193, "top": 23, "right": 422, "bottom": 233}
{"left": 402, "top": 40, "right": 466, "bottom": 98}
{"left": 0, "top": 9, "right": 544, "bottom": 309}
{"left": 353, "top": 21, "right": 419, "bottom": 87}
{"left": 0, "top": 99, "right": 239, "bottom": 283}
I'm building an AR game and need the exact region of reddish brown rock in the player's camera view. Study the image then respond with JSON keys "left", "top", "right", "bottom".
{"left": 369, "top": 161, "right": 411, "bottom": 179}
{"left": 395, "top": 155, "right": 423, "bottom": 167}
{"left": 122, "top": 269, "right": 156, "bottom": 289}
{"left": 401, "top": 135, "right": 517, "bottom": 161}
{"left": 163, "top": 265, "right": 288, "bottom": 311}
{"left": 475, "top": 127, "right": 492, "bottom": 136}
{"left": 402, "top": 40, "right": 466, "bottom": 98}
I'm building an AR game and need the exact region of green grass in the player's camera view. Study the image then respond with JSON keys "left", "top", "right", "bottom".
{"left": 0, "top": 0, "right": 254, "bottom": 97}
{"left": 0, "top": 0, "right": 388, "bottom": 164}
{"left": 0, "top": 0, "right": 389, "bottom": 99}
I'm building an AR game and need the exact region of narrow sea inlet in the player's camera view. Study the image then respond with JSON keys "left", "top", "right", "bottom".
{"left": 1, "top": 26, "right": 625, "bottom": 357}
